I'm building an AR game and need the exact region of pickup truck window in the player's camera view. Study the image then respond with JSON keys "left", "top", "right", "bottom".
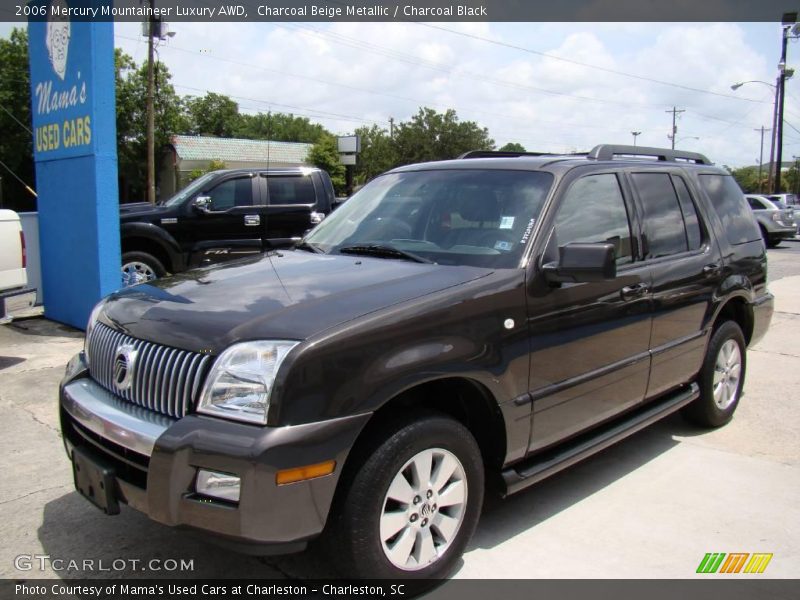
{"left": 207, "top": 177, "right": 252, "bottom": 211}
{"left": 305, "top": 169, "right": 553, "bottom": 268}
{"left": 268, "top": 176, "right": 316, "bottom": 205}
{"left": 161, "top": 172, "right": 216, "bottom": 207}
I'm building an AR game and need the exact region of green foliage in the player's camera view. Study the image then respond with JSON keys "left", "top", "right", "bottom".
{"left": 237, "top": 112, "right": 327, "bottom": 143}
{"left": 0, "top": 28, "right": 34, "bottom": 211}
{"left": 308, "top": 134, "right": 346, "bottom": 193}
{"left": 353, "top": 125, "right": 397, "bottom": 184}
{"left": 184, "top": 92, "right": 240, "bottom": 137}
{"left": 729, "top": 166, "right": 767, "bottom": 194}
{"left": 392, "top": 107, "right": 495, "bottom": 166}
{"left": 498, "top": 142, "right": 526, "bottom": 152}
{"left": 187, "top": 159, "right": 227, "bottom": 183}
{"left": 115, "top": 49, "right": 186, "bottom": 202}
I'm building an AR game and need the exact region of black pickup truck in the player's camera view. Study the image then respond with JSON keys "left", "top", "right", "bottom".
{"left": 120, "top": 167, "right": 335, "bottom": 286}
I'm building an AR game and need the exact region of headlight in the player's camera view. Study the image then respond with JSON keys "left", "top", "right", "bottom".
{"left": 771, "top": 212, "right": 781, "bottom": 222}
{"left": 197, "top": 341, "right": 299, "bottom": 425}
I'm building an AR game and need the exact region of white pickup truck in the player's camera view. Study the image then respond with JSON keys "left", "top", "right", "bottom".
{"left": 0, "top": 210, "right": 36, "bottom": 323}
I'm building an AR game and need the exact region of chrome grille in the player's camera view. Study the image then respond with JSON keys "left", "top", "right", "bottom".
{"left": 87, "top": 323, "right": 212, "bottom": 418}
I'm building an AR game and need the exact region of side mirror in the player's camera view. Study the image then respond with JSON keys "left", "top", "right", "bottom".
{"left": 542, "top": 242, "right": 617, "bottom": 283}
{"left": 194, "top": 196, "right": 212, "bottom": 212}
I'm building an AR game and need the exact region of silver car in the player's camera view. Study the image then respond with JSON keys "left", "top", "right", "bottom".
{"left": 745, "top": 194, "right": 797, "bottom": 247}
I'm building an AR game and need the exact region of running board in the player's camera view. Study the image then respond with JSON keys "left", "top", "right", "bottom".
{"left": 501, "top": 382, "right": 700, "bottom": 496}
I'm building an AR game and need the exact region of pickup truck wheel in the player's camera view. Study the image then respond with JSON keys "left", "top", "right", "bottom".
{"left": 682, "top": 320, "right": 746, "bottom": 427}
{"left": 121, "top": 251, "right": 166, "bottom": 287}
{"left": 327, "top": 414, "right": 483, "bottom": 579}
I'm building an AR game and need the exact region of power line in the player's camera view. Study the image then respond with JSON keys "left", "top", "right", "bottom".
{"left": 415, "top": 23, "right": 769, "bottom": 106}
{"left": 0, "top": 157, "right": 37, "bottom": 198}
{"left": 0, "top": 104, "right": 32, "bottom": 135}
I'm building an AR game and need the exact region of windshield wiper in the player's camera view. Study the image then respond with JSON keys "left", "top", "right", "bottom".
{"left": 294, "top": 240, "right": 324, "bottom": 254}
{"left": 338, "top": 244, "right": 432, "bottom": 264}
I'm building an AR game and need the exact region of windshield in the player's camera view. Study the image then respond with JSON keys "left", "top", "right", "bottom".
{"left": 305, "top": 169, "right": 554, "bottom": 268}
{"left": 161, "top": 173, "right": 217, "bottom": 207}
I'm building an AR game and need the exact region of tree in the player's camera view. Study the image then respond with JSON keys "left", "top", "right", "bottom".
{"left": 308, "top": 134, "right": 346, "bottom": 194}
{"left": 184, "top": 92, "right": 240, "bottom": 137}
{"left": 237, "top": 112, "right": 328, "bottom": 143}
{"left": 392, "top": 107, "right": 494, "bottom": 166}
{"left": 115, "top": 50, "right": 186, "bottom": 202}
{"left": 0, "top": 28, "right": 35, "bottom": 212}
{"left": 729, "top": 166, "right": 764, "bottom": 194}
{"left": 498, "top": 142, "right": 526, "bottom": 152}
{"left": 353, "top": 124, "right": 397, "bottom": 184}
{"left": 187, "top": 159, "right": 227, "bottom": 183}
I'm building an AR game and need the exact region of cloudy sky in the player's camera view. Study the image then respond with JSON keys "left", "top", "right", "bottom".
{"left": 5, "top": 20, "right": 800, "bottom": 167}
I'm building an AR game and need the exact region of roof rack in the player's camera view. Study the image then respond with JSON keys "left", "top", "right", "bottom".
{"left": 458, "top": 150, "right": 557, "bottom": 159}
{"left": 588, "top": 144, "right": 712, "bottom": 165}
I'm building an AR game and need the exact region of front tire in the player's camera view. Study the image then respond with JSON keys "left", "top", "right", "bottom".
{"left": 326, "top": 414, "right": 484, "bottom": 579}
{"left": 682, "top": 320, "right": 746, "bottom": 427}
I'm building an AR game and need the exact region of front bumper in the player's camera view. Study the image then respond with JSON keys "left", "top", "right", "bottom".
{"left": 764, "top": 223, "right": 797, "bottom": 239}
{"left": 59, "top": 352, "right": 370, "bottom": 554}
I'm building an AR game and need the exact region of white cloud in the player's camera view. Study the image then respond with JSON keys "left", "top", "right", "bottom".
{"left": 105, "top": 21, "right": 797, "bottom": 167}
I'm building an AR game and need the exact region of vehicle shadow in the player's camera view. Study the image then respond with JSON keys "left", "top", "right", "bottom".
{"left": 8, "top": 318, "right": 83, "bottom": 339}
{"left": 466, "top": 413, "right": 685, "bottom": 553}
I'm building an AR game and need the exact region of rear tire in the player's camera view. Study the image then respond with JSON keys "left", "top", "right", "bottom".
{"left": 325, "top": 414, "right": 484, "bottom": 579}
{"left": 121, "top": 251, "right": 166, "bottom": 287}
{"left": 682, "top": 320, "right": 746, "bottom": 428}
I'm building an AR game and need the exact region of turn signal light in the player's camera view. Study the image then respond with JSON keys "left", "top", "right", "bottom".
{"left": 276, "top": 460, "right": 336, "bottom": 485}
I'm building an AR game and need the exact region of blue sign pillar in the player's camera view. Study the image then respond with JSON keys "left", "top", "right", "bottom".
{"left": 28, "top": 1, "right": 120, "bottom": 329}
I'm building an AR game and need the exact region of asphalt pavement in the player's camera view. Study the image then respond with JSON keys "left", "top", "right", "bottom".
{"left": 0, "top": 243, "right": 798, "bottom": 580}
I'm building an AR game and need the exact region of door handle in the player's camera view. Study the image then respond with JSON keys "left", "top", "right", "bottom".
{"left": 703, "top": 263, "right": 721, "bottom": 276}
{"left": 620, "top": 283, "right": 649, "bottom": 300}
{"left": 244, "top": 214, "right": 261, "bottom": 226}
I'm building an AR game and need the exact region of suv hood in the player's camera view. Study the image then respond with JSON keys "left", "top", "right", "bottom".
{"left": 100, "top": 251, "right": 491, "bottom": 354}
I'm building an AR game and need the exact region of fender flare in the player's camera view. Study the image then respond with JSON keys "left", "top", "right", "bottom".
{"left": 120, "top": 223, "right": 185, "bottom": 272}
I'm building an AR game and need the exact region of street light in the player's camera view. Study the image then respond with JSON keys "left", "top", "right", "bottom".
{"left": 631, "top": 131, "right": 641, "bottom": 147}
{"left": 731, "top": 78, "right": 781, "bottom": 192}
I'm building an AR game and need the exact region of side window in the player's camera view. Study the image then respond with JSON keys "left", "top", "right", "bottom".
{"left": 267, "top": 176, "right": 316, "bottom": 205}
{"left": 205, "top": 177, "right": 252, "bottom": 211}
{"left": 671, "top": 176, "right": 703, "bottom": 251}
{"left": 554, "top": 173, "right": 633, "bottom": 265}
{"left": 698, "top": 175, "right": 761, "bottom": 245}
{"left": 746, "top": 197, "right": 763, "bottom": 210}
{"left": 631, "top": 172, "right": 688, "bottom": 258}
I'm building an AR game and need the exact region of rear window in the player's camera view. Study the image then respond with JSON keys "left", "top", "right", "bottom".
{"left": 267, "top": 176, "right": 316, "bottom": 205}
{"left": 698, "top": 175, "right": 761, "bottom": 245}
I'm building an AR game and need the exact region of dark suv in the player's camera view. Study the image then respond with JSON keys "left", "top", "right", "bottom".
{"left": 119, "top": 167, "right": 335, "bottom": 286}
{"left": 60, "top": 145, "right": 772, "bottom": 579}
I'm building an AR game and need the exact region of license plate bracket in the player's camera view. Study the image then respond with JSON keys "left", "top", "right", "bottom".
{"left": 71, "top": 446, "right": 120, "bottom": 515}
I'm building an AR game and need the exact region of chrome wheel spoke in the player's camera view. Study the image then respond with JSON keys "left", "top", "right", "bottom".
{"left": 438, "top": 479, "right": 466, "bottom": 508}
{"left": 431, "top": 512, "right": 460, "bottom": 543}
{"left": 430, "top": 453, "right": 458, "bottom": 493}
{"left": 386, "top": 471, "right": 415, "bottom": 504}
{"left": 415, "top": 528, "right": 436, "bottom": 566}
{"left": 386, "top": 527, "right": 416, "bottom": 566}
{"left": 380, "top": 510, "right": 408, "bottom": 541}
{"left": 410, "top": 450, "right": 433, "bottom": 490}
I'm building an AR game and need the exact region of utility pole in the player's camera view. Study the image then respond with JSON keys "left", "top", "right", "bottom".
{"left": 755, "top": 126, "right": 770, "bottom": 193}
{"left": 145, "top": 1, "right": 156, "bottom": 204}
{"left": 389, "top": 117, "right": 395, "bottom": 138}
{"left": 631, "top": 131, "right": 641, "bottom": 147}
{"left": 774, "top": 16, "right": 795, "bottom": 193}
{"left": 665, "top": 106, "right": 685, "bottom": 149}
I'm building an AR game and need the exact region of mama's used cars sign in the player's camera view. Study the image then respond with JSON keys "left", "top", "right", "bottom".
{"left": 29, "top": 0, "right": 95, "bottom": 160}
